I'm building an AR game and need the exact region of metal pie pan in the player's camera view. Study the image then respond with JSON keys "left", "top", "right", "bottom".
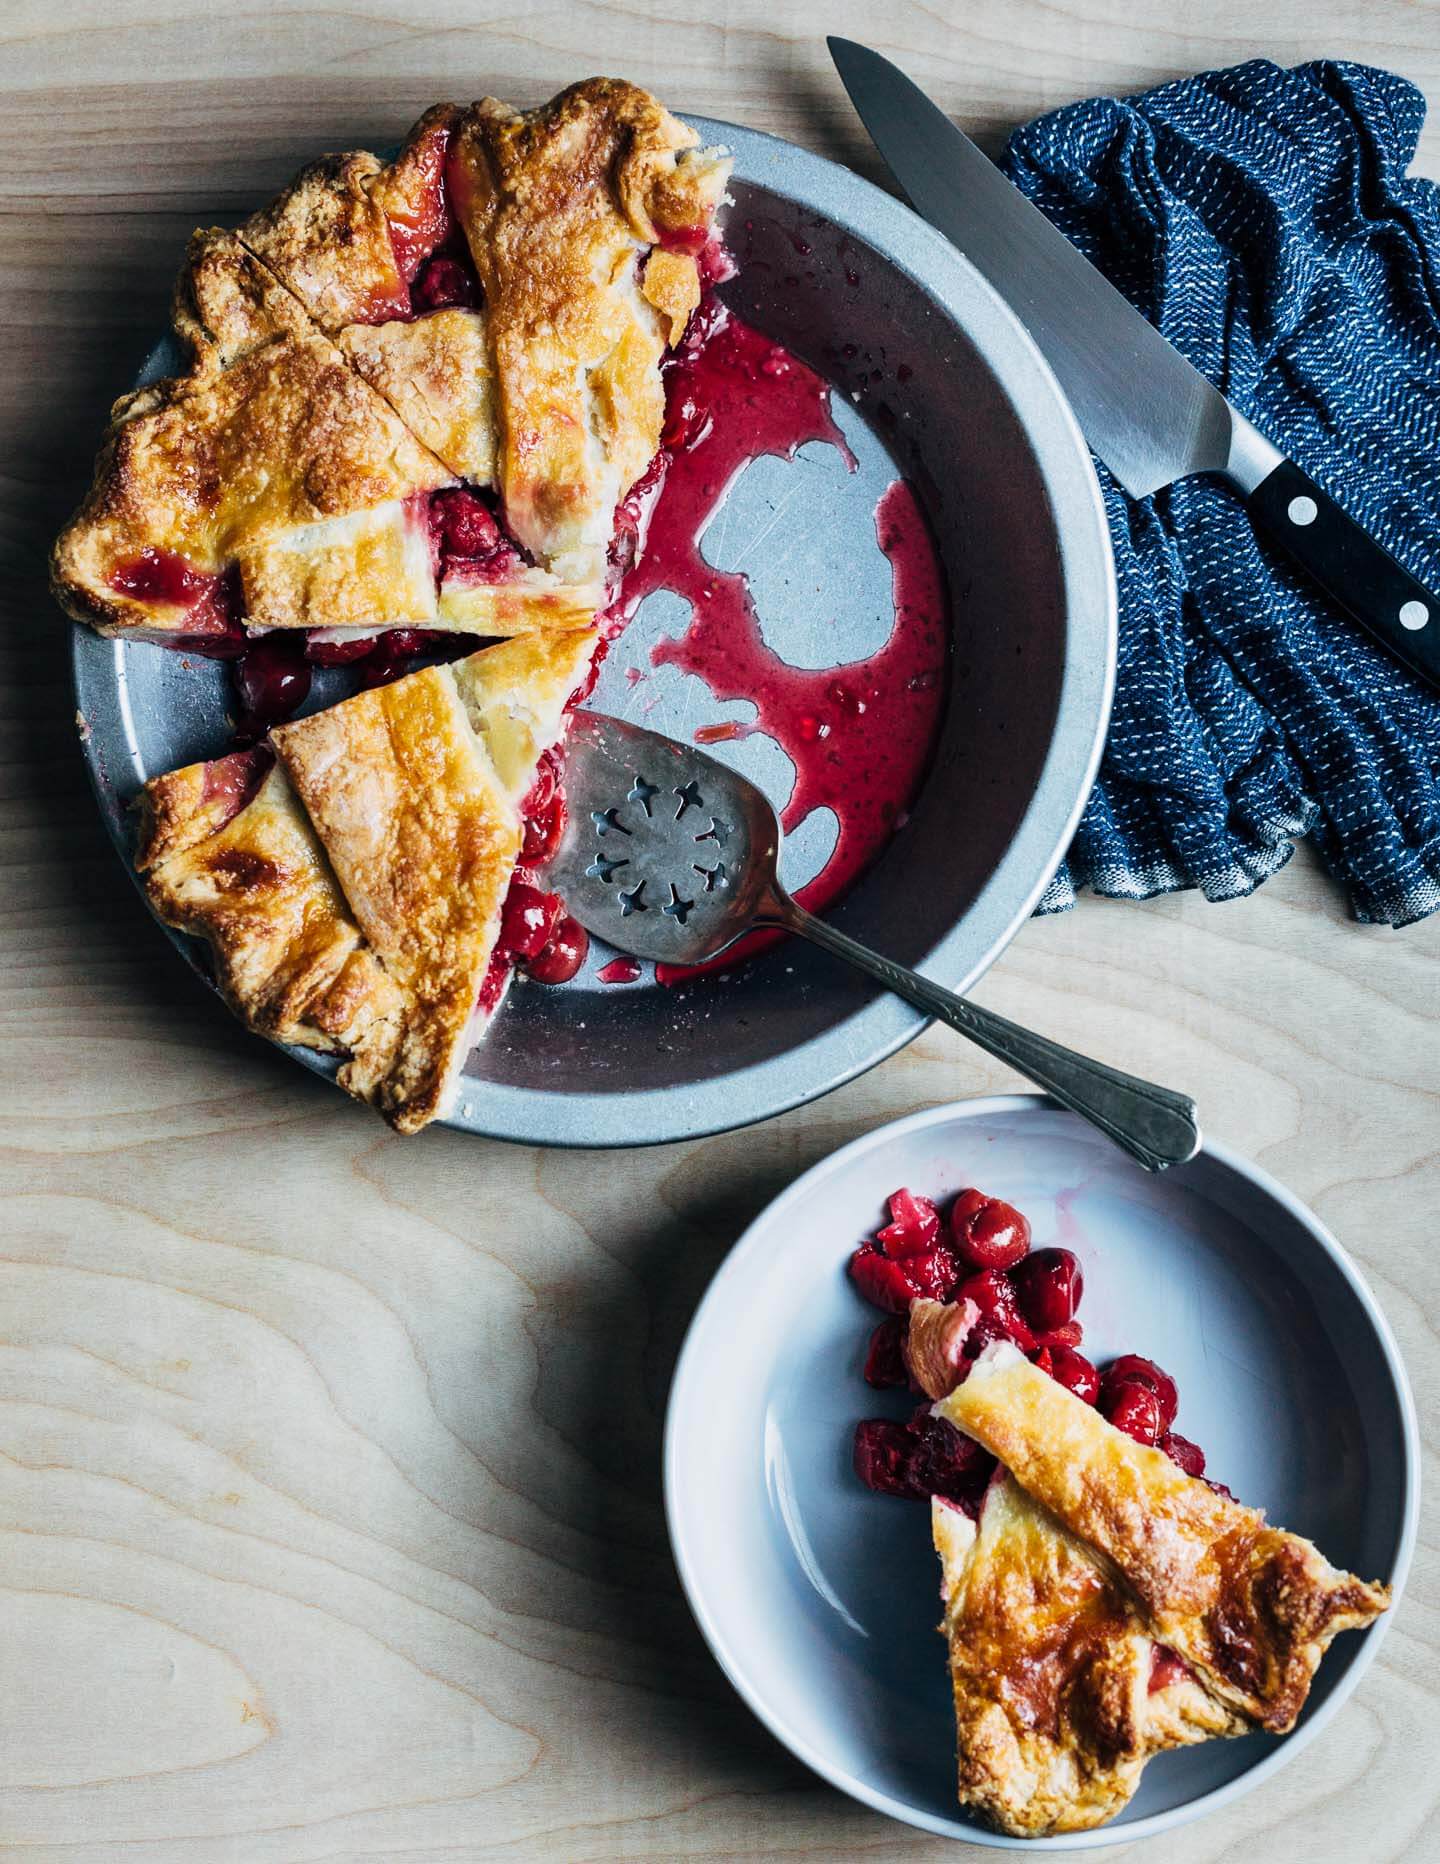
{"left": 71, "top": 118, "right": 1117, "bottom": 1146}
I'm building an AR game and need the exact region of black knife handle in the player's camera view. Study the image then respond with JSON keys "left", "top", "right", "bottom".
{"left": 1246, "top": 460, "right": 1440, "bottom": 692}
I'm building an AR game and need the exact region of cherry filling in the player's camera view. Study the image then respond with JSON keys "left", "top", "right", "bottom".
{"left": 1149, "top": 1646, "right": 1193, "bottom": 1694}
{"left": 384, "top": 117, "right": 460, "bottom": 288}
{"left": 109, "top": 554, "right": 248, "bottom": 656}
{"left": 429, "top": 486, "right": 528, "bottom": 586}
{"left": 387, "top": 184, "right": 449, "bottom": 286}
{"left": 852, "top": 1412, "right": 996, "bottom": 1508}
{"left": 373, "top": 124, "right": 493, "bottom": 322}
{"left": 412, "top": 251, "right": 480, "bottom": 312}
{"left": 199, "top": 744, "right": 274, "bottom": 822}
{"left": 474, "top": 752, "right": 589, "bottom": 1011}
{"left": 232, "top": 635, "right": 311, "bottom": 743}
{"left": 849, "top": 1183, "right": 1211, "bottom": 1512}
{"left": 111, "top": 547, "right": 214, "bottom": 609}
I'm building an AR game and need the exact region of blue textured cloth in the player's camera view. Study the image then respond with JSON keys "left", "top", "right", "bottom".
{"left": 999, "top": 59, "right": 1440, "bottom": 926}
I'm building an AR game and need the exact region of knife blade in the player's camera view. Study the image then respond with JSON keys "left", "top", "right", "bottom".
{"left": 829, "top": 35, "right": 1440, "bottom": 693}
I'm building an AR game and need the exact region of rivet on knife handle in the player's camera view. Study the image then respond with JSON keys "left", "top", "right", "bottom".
{"left": 1243, "top": 459, "right": 1440, "bottom": 691}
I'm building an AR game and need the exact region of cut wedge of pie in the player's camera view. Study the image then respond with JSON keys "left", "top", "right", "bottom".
{"left": 898, "top": 1301, "right": 1390, "bottom": 1836}
{"left": 938, "top": 1339, "right": 1390, "bottom": 1735}
{"left": 51, "top": 80, "right": 731, "bottom": 645}
{"left": 135, "top": 631, "right": 595, "bottom": 1131}
{"left": 932, "top": 1477, "right": 1244, "bottom": 1836}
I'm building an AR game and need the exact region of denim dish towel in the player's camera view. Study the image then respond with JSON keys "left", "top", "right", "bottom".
{"left": 998, "top": 59, "right": 1440, "bottom": 927}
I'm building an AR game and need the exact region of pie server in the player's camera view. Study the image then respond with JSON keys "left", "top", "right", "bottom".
{"left": 829, "top": 36, "right": 1440, "bottom": 694}
{"left": 543, "top": 710, "right": 1201, "bottom": 1172}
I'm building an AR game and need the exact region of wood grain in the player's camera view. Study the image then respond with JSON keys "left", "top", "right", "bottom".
{"left": 2, "top": 3, "right": 1437, "bottom": 1857}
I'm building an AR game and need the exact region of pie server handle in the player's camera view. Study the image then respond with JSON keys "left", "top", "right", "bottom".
{"left": 761, "top": 893, "right": 1201, "bottom": 1172}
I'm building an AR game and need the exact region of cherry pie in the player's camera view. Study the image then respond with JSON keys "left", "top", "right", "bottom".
{"left": 933, "top": 1475, "right": 1244, "bottom": 1836}
{"left": 848, "top": 1184, "right": 1391, "bottom": 1837}
{"left": 56, "top": 78, "right": 731, "bottom": 1126}
{"left": 136, "top": 632, "right": 596, "bottom": 1131}
{"left": 51, "top": 80, "right": 730, "bottom": 642}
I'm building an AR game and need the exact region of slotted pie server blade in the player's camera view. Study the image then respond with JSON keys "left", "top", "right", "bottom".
{"left": 544, "top": 712, "right": 1201, "bottom": 1171}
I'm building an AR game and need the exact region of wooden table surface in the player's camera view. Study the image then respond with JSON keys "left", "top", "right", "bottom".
{"left": 4, "top": 3, "right": 1438, "bottom": 1858}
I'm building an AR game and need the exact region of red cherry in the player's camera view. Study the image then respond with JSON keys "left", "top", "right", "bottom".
{"left": 233, "top": 634, "right": 311, "bottom": 739}
{"left": 1011, "top": 1248, "right": 1083, "bottom": 1333}
{"left": 497, "top": 882, "right": 564, "bottom": 962}
{"left": 1104, "top": 1380, "right": 1164, "bottom": 1445}
{"left": 1161, "top": 1431, "right": 1206, "bottom": 1477}
{"left": 904, "top": 1412, "right": 994, "bottom": 1505}
{"left": 862, "top": 1317, "right": 909, "bottom": 1389}
{"left": 950, "top": 1189, "right": 1030, "bottom": 1270}
{"left": 1030, "top": 1345, "right": 1054, "bottom": 1378}
{"left": 1033, "top": 1320, "right": 1084, "bottom": 1350}
{"left": 412, "top": 253, "right": 479, "bottom": 312}
{"left": 304, "top": 632, "right": 378, "bottom": 666}
{"left": 521, "top": 792, "right": 567, "bottom": 866}
{"left": 1099, "top": 1355, "right": 1179, "bottom": 1432}
{"left": 432, "top": 486, "right": 505, "bottom": 559}
{"left": 1047, "top": 1345, "right": 1100, "bottom": 1404}
{"left": 900, "top": 1245, "right": 962, "bottom": 1305}
{"left": 956, "top": 1268, "right": 1036, "bottom": 1353}
{"left": 852, "top": 1419, "right": 917, "bottom": 1498}
{"left": 876, "top": 1187, "right": 941, "bottom": 1258}
{"left": 522, "top": 914, "right": 588, "bottom": 984}
{"left": 849, "top": 1247, "right": 916, "bottom": 1315}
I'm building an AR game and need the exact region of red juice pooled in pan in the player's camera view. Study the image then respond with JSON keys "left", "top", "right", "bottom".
{"left": 609, "top": 308, "right": 948, "bottom": 982}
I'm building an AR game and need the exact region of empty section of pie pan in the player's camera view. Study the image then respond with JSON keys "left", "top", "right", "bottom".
{"left": 664, "top": 1098, "right": 1420, "bottom": 1847}
{"left": 70, "top": 119, "right": 1116, "bottom": 1146}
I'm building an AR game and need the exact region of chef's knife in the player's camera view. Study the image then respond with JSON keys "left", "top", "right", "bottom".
{"left": 829, "top": 36, "right": 1440, "bottom": 693}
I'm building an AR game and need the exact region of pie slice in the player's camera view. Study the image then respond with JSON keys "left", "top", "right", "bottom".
{"left": 448, "top": 80, "right": 730, "bottom": 587}
{"left": 236, "top": 103, "right": 461, "bottom": 331}
{"left": 937, "top": 1339, "right": 1391, "bottom": 1734}
{"left": 135, "top": 749, "right": 409, "bottom": 1079}
{"left": 134, "top": 631, "right": 595, "bottom": 1130}
{"left": 51, "top": 328, "right": 454, "bottom": 640}
{"left": 932, "top": 1476, "right": 1244, "bottom": 1836}
{"left": 53, "top": 81, "right": 729, "bottom": 647}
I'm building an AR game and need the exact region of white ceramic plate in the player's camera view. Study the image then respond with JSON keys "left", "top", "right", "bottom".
{"left": 664, "top": 1096, "right": 1418, "bottom": 1847}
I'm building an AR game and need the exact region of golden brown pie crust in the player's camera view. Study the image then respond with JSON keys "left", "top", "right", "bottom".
{"left": 269, "top": 666, "right": 519, "bottom": 1130}
{"left": 933, "top": 1478, "right": 1244, "bottom": 1836}
{"left": 53, "top": 81, "right": 728, "bottom": 643}
{"left": 51, "top": 332, "right": 453, "bottom": 636}
{"left": 133, "top": 634, "right": 590, "bottom": 1132}
{"left": 938, "top": 1342, "right": 1391, "bottom": 1734}
{"left": 449, "top": 79, "right": 730, "bottom": 583}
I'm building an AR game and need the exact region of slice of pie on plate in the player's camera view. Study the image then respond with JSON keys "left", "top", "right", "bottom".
{"left": 135, "top": 631, "right": 595, "bottom": 1131}
{"left": 932, "top": 1475, "right": 1243, "bottom": 1836}
{"left": 51, "top": 79, "right": 731, "bottom": 645}
{"left": 900, "top": 1300, "right": 1390, "bottom": 1835}
{"left": 937, "top": 1339, "right": 1391, "bottom": 1735}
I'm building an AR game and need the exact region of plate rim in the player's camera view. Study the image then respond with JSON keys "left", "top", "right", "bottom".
{"left": 662, "top": 1093, "right": 1420, "bottom": 1848}
{"left": 70, "top": 115, "right": 1118, "bottom": 1147}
